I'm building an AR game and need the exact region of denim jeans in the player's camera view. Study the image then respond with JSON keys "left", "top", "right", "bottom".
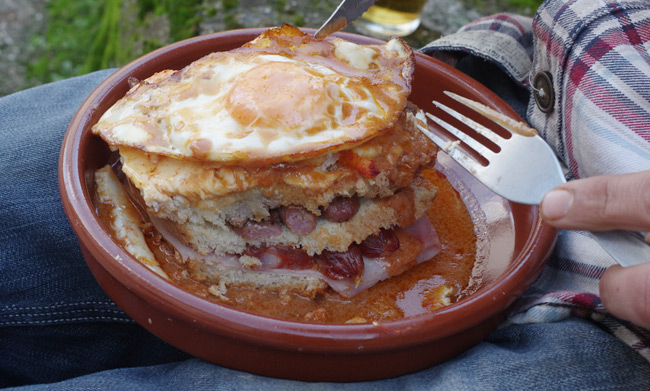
{"left": 1, "top": 70, "right": 649, "bottom": 390}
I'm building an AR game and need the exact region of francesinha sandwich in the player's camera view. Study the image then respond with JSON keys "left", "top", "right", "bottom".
{"left": 91, "top": 25, "right": 441, "bottom": 299}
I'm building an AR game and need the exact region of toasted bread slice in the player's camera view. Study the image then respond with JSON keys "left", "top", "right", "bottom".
{"left": 151, "top": 176, "right": 436, "bottom": 256}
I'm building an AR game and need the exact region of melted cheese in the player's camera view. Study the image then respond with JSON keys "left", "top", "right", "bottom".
{"left": 94, "top": 165, "right": 169, "bottom": 280}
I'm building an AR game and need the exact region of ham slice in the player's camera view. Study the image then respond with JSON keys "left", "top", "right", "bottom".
{"left": 403, "top": 215, "right": 443, "bottom": 263}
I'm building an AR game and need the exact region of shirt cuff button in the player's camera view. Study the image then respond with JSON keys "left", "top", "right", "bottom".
{"left": 532, "top": 71, "right": 554, "bottom": 113}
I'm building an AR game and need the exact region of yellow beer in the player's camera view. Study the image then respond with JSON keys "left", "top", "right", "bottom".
{"left": 358, "top": 0, "right": 428, "bottom": 37}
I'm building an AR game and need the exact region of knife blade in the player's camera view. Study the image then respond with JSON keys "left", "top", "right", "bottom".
{"left": 314, "top": 0, "right": 377, "bottom": 39}
{"left": 591, "top": 230, "right": 650, "bottom": 267}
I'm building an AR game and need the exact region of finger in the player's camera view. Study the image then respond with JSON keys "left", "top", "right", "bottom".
{"left": 540, "top": 170, "right": 650, "bottom": 232}
{"left": 601, "top": 263, "right": 650, "bottom": 329}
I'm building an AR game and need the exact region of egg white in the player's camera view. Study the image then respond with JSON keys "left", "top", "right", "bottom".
{"left": 93, "top": 30, "right": 413, "bottom": 164}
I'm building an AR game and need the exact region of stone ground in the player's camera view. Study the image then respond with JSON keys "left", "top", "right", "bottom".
{"left": 0, "top": 0, "right": 48, "bottom": 96}
{"left": 0, "top": 0, "right": 528, "bottom": 97}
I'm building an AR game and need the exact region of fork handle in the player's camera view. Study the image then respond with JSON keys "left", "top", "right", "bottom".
{"left": 591, "top": 230, "right": 650, "bottom": 267}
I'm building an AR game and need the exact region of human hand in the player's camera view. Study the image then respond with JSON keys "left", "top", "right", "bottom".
{"left": 540, "top": 170, "right": 650, "bottom": 328}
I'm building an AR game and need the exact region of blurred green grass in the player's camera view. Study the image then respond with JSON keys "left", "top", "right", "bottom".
{"left": 23, "top": 0, "right": 543, "bottom": 93}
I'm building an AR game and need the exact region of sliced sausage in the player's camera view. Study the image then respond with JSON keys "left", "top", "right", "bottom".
{"left": 232, "top": 220, "right": 283, "bottom": 240}
{"left": 279, "top": 205, "right": 317, "bottom": 235}
{"left": 317, "top": 244, "right": 364, "bottom": 280}
{"left": 358, "top": 229, "right": 400, "bottom": 258}
{"left": 321, "top": 196, "right": 360, "bottom": 222}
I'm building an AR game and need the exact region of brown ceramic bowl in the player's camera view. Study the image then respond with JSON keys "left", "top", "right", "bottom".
{"left": 59, "top": 28, "right": 556, "bottom": 382}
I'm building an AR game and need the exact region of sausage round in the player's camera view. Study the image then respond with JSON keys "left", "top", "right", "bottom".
{"left": 321, "top": 196, "right": 360, "bottom": 222}
{"left": 279, "top": 205, "right": 317, "bottom": 235}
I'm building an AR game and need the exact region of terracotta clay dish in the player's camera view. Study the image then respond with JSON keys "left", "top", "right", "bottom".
{"left": 59, "top": 27, "right": 557, "bottom": 382}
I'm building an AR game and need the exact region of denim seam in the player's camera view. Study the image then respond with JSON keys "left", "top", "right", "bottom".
{"left": 2, "top": 301, "right": 120, "bottom": 311}
{"left": 3, "top": 308, "right": 126, "bottom": 317}
{"left": 0, "top": 316, "right": 134, "bottom": 326}
{"left": 0, "top": 301, "right": 132, "bottom": 326}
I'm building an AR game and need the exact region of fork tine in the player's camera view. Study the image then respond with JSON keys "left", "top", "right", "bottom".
{"left": 444, "top": 91, "right": 537, "bottom": 137}
{"left": 416, "top": 122, "right": 487, "bottom": 176}
{"left": 432, "top": 100, "right": 504, "bottom": 148}
{"left": 425, "top": 108, "right": 496, "bottom": 159}
{"left": 415, "top": 122, "right": 448, "bottom": 149}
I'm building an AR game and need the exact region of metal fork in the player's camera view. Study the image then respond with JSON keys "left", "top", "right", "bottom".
{"left": 417, "top": 91, "right": 650, "bottom": 267}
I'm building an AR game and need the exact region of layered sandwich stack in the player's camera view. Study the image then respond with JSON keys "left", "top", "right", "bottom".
{"left": 92, "top": 25, "right": 441, "bottom": 299}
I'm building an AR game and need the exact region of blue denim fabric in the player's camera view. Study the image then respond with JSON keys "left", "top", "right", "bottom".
{"left": 0, "top": 71, "right": 190, "bottom": 387}
{"left": 2, "top": 71, "right": 650, "bottom": 390}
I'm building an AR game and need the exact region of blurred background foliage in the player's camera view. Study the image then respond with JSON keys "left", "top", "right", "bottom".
{"left": 14, "top": 0, "right": 543, "bottom": 95}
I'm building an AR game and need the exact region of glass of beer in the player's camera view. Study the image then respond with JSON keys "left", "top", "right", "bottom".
{"left": 356, "top": 0, "right": 428, "bottom": 37}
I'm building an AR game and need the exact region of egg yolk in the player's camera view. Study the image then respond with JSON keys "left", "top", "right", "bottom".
{"left": 226, "top": 62, "right": 333, "bottom": 131}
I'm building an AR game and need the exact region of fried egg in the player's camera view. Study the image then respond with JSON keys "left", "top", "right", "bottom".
{"left": 92, "top": 25, "right": 414, "bottom": 165}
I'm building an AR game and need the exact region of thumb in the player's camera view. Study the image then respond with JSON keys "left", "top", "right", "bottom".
{"left": 601, "top": 263, "right": 650, "bottom": 329}
{"left": 540, "top": 170, "right": 650, "bottom": 232}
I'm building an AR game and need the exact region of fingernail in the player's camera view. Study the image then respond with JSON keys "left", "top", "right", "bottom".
{"left": 542, "top": 189, "right": 573, "bottom": 220}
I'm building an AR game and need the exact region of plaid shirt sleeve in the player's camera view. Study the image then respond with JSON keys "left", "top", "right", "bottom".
{"left": 420, "top": 13, "right": 535, "bottom": 85}
{"left": 530, "top": 0, "right": 650, "bottom": 180}
{"left": 422, "top": 0, "right": 650, "bottom": 361}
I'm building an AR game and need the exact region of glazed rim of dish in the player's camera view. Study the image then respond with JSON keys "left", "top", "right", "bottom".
{"left": 59, "top": 27, "right": 555, "bottom": 355}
